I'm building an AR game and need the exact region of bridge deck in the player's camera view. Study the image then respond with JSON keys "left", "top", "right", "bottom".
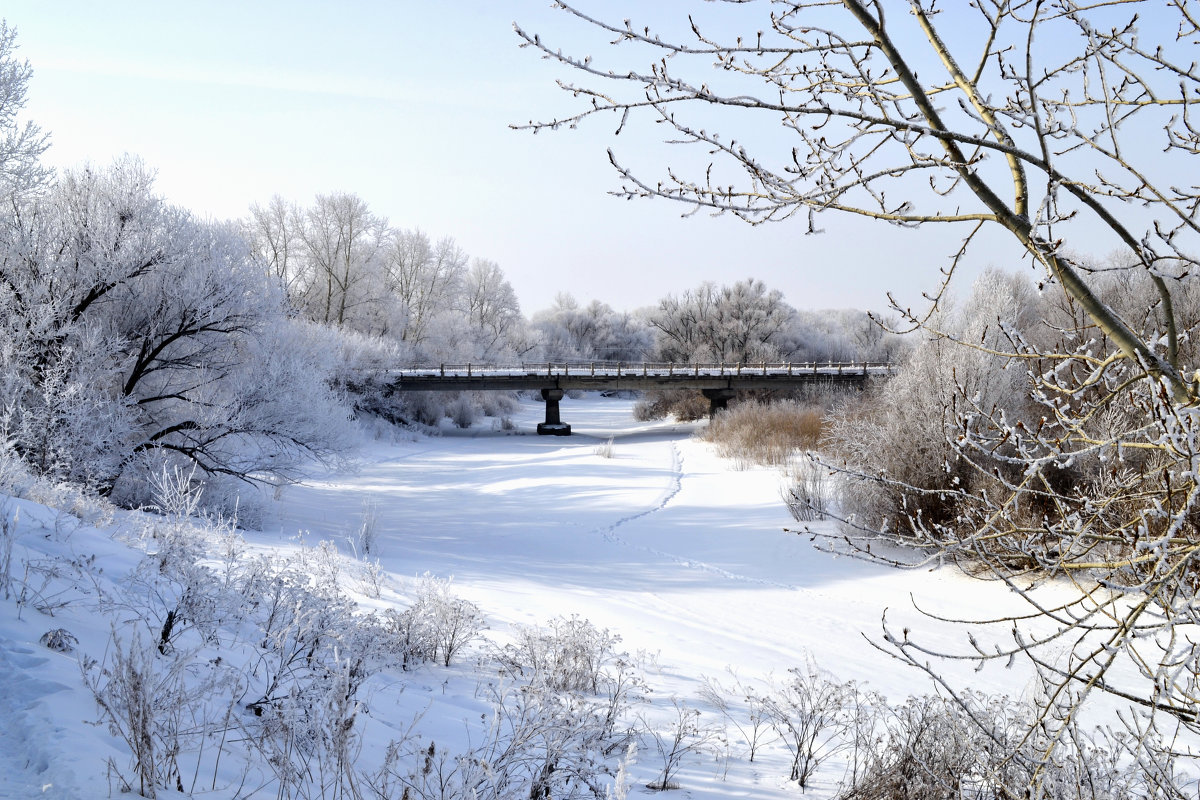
{"left": 388, "top": 362, "right": 892, "bottom": 392}
{"left": 384, "top": 363, "right": 892, "bottom": 434}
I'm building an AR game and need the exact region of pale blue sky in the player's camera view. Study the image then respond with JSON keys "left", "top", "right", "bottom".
{"left": 3, "top": 1, "right": 1060, "bottom": 315}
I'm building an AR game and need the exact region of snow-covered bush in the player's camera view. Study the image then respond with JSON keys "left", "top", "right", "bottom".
{"left": 390, "top": 390, "right": 518, "bottom": 432}
{"left": 84, "top": 628, "right": 237, "bottom": 799}
{"left": 782, "top": 457, "right": 831, "bottom": 522}
{"left": 379, "top": 604, "right": 438, "bottom": 671}
{"left": 477, "top": 390, "right": 519, "bottom": 419}
{"left": 837, "top": 693, "right": 980, "bottom": 800}
{"left": 403, "top": 392, "right": 448, "bottom": 427}
{"left": 826, "top": 270, "right": 1042, "bottom": 534}
{"left": 699, "top": 671, "right": 777, "bottom": 764}
{"left": 479, "top": 679, "right": 626, "bottom": 799}
{"left": 367, "top": 739, "right": 489, "bottom": 800}
{"left": 447, "top": 394, "right": 479, "bottom": 429}
{"left": 247, "top": 655, "right": 367, "bottom": 800}
{"left": 496, "top": 615, "right": 624, "bottom": 695}
{"left": 371, "top": 680, "right": 624, "bottom": 800}
{"left": 641, "top": 698, "right": 720, "bottom": 791}
{"left": 835, "top": 691, "right": 1167, "bottom": 800}
{"left": 594, "top": 436, "right": 615, "bottom": 459}
{"left": 763, "top": 662, "right": 855, "bottom": 786}
{"left": 382, "top": 574, "right": 485, "bottom": 669}
{"left": 494, "top": 614, "right": 647, "bottom": 751}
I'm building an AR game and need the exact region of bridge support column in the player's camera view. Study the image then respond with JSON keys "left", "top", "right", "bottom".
{"left": 702, "top": 388, "right": 736, "bottom": 417}
{"left": 537, "top": 388, "right": 572, "bottom": 435}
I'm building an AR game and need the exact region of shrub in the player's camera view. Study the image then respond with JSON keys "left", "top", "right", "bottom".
{"left": 84, "top": 629, "right": 234, "bottom": 799}
{"left": 634, "top": 390, "right": 709, "bottom": 422}
{"left": 702, "top": 400, "right": 826, "bottom": 468}
{"left": 384, "top": 575, "right": 486, "bottom": 669}
{"left": 447, "top": 395, "right": 479, "bottom": 429}
{"left": 403, "top": 392, "right": 451, "bottom": 427}
{"left": 763, "top": 662, "right": 854, "bottom": 786}
{"left": 823, "top": 271, "right": 1043, "bottom": 537}
{"left": 783, "top": 458, "right": 832, "bottom": 522}
{"left": 496, "top": 615, "right": 622, "bottom": 694}
{"left": 642, "top": 698, "right": 720, "bottom": 791}
{"left": 494, "top": 614, "right": 647, "bottom": 743}
{"left": 698, "top": 671, "right": 776, "bottom": 763}
{"left": 478, "top": 390, "right": 519, "bottom": 418}
{"left": 835, "top": 691, "right": 1163, "bottom": 800}
{"left": 837, "top": 693, "right": 981, "bottom": 800}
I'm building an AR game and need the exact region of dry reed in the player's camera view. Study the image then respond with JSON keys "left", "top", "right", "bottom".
{"left": 702, "top": 400, "right": 826, "bottom": 468}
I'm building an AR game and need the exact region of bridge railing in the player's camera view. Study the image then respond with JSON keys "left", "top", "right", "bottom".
{"left": 389, "top": 361, "right": 895, "bottom": 378}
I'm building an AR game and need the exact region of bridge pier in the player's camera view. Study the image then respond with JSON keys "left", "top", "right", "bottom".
{"left": 702, "top": 388, "right": 737, "bottom": 417}
{"left": 536, "top": 388, "right": 572, "bottom": 435}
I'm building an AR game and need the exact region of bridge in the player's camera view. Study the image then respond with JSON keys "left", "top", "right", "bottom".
{"left": 388, "top": 362, "right": 892, "bottom": 435}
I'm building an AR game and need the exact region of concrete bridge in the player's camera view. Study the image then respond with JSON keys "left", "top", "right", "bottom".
{"left": 388, "top": 361, "right": 892, "bottom": 435}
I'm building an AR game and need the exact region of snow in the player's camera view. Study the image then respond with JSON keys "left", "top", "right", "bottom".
{"left": 0, "top": 394, "right": 1126, "bottom": 798}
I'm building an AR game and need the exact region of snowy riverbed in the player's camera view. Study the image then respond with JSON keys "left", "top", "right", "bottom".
{"left": 0, "top": 393, "right": 1133, "bottom": 798}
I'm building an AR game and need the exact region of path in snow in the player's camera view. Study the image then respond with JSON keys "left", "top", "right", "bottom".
{"left": 0, "top": 637, "right": 78, "bottom": 799}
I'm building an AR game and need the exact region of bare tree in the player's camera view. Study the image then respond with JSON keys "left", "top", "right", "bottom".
{"left": 516, "top": 1, "right": 1196, "bottom": 385}
{"left": 244, "top": 195, "right": 307, "bottom": 303}
{"left": 296, "top": 192, "right": 389, "bottom": 329}
{"left": 517, "top": 1, "right": 1200, "bottom": 793}
{"left": 652, "top": 279, "right": 794, "bottom": 363}
{"left": 0, "top": 21, "right": 50, "bottom": 198}
{"left": 385, "top": 230, "right": 468, "bottom": 349}
{"left": 464, "top": 258, "right": 525, "bottom": 361}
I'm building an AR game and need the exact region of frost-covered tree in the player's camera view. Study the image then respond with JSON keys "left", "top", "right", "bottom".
{"left": 0, "top": 158, "right": 349, "bottom": 501}
{"left": 244, "top": 195, "right": 305, "bottom": 301}
{"left": 0, "top": 21, "right": 49, "bottom": 198}
{"left": 651, "top": 278, "right": 795, "bottom": 363}
{"left": 532, "top": 293, "right": 653, "bottom": 362}
{"left": 295, "top": 192, "right": 390, "bottom": 329}
{"left": 384, "top": 230, "right": 468, "bottom": 352}
{"left": 463, "top": 258, "right": 527, "bottom": 361}
{"left": 784, "top": 308, "right": 904, "bottom": 364}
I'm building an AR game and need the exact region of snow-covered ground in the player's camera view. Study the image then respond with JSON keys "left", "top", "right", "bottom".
{"left": 0, "top": 394, "right": 1134, "bottom": 798}
{"left": 271, "top": 395, "right": 1032, "bottom": 696}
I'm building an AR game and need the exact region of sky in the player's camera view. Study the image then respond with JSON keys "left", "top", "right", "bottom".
{"left": 1, "top": 1, "right": 1047, "bottom": 316}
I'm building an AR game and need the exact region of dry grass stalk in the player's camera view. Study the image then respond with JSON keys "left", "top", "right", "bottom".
{"left": 702, "top": 400, "right": 825, "bottom": 468}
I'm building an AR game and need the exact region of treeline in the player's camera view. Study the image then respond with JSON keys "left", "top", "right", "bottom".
{"left": 244, "top": 194, "right": 532, "bottom": 363}
{"left": 244, "top": 193, "right": 901, "bottom": 368}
